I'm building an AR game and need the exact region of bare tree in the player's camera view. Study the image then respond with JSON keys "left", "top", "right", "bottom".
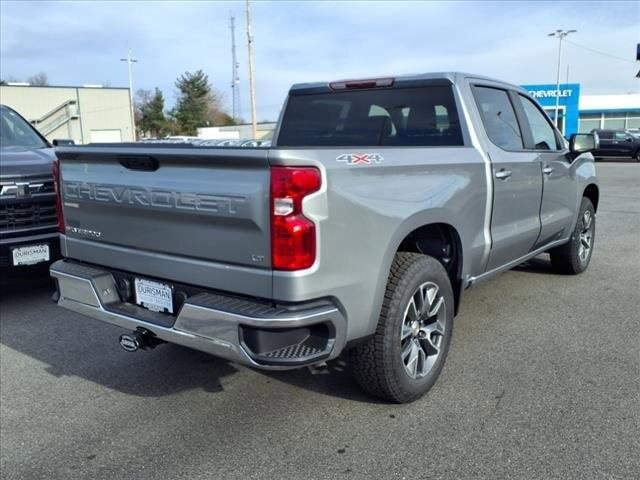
{"left": 206, "top": 90, "right": 235, "bottom": 126}
{"left": 27, "top": 72, "right": 49, "bottom": 86}
{"left": 134, "top": 89, "right": 152, "bottom": 131}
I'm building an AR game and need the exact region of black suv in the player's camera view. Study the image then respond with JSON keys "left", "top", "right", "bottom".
{"left": 591, "top": 129, "right": 640, "bottom": 162}
{"left": 0, "top": 105, "right": 60, "bottom": 270}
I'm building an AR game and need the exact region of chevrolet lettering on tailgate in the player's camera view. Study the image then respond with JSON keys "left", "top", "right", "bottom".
{"left": 64, "top": 181, "right": 246, "bottom": 215}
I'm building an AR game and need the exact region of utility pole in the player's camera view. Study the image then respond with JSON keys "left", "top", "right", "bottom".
{"left": 120, "top": 48, "right": 138, "bottom": 139}
{"left": 246, "top": 0, "right": 257, "bottom": 138}
{"left": 229, "top": 14, "right": 241, "bottom": 123}
{"left": 547, "top": 29, "right": 576, "bottom": 131}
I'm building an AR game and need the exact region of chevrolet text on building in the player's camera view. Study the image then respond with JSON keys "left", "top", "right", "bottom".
{"left": 528, "top": 88, "right": 575, "bottom": 98}
{"left": 522, "top": 83, "right": 639, "bottom": 136}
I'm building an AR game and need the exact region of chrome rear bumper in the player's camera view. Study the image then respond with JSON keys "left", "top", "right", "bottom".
{"left": 50, "top": 259, "right": 346, "bottom": 369}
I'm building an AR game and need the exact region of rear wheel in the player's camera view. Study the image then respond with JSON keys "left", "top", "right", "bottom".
{"left": 349, "top": 252, "right": 454, "bottom": 403}
{"left": 634, "top": 150, "right": 640, "bottom": 162}
{"left": 549, "top": 197, "right": 595, "bottom": 274}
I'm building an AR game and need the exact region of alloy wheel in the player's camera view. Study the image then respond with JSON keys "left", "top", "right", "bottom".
{"left": 400, "top": 281, "right": 446, "bottom": 379}
{"left": 578, "top": 209, "right": 594, "bottom": 263}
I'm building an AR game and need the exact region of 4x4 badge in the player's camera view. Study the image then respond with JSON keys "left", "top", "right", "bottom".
{"left": 336, "top": 153, "right": 383, "bottom": 165}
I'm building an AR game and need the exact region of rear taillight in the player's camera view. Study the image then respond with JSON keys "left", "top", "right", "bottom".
{"left": 52, "top": 158, "right": 65, "bottom": 233}
{"left": 270, "top": 166, "right": 321, "bottom": 271}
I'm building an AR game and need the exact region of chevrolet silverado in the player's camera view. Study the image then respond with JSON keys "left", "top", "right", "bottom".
{"left": 50, "top": 73, "right": 599, "bottom": 403}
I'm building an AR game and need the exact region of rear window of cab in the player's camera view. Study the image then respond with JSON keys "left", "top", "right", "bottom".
{"left": 277, "top": 86, "right": 463, "bottom": 147}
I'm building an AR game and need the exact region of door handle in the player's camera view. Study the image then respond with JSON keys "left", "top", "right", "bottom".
{"left": 495, "top": 169, "right": 512, "bottom": 180}
{"left": 543, "top": 166, "right": 554, "bottom": 175}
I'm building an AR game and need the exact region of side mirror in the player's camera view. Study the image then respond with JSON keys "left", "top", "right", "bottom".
{"left": 53, "top": 139, "right": 75, "bottom": 146}
{"left": 568, "top": 133, "right": 598, "bottom": 159}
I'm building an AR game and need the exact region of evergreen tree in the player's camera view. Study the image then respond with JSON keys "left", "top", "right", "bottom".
{"left": 173, "top": 70, "right": 211, "bottom": 135}
{"left": 172, "top": 70, "right": 235, "bottom": 134}
{"left": 139, "top": 88, "right": 168, "bottom": 137}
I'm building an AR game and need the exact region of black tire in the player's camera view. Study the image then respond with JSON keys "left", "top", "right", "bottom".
{"left": 549, "top": 197, "right": 595, "bottom": 274}
{"left": 634, "top": 150, "right": 640, "bottom": 162}
{"left": 349, "top": 252, "right": 454, "bottom": 403}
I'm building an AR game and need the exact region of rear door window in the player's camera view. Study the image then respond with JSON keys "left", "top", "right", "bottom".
{"left": 277, "top": 86, "right": 463, "bottom": 147}
{"left": 596, "top": 131, "right": 613, "bottom": 140}
{"left": 472, "top": 86, "right": 523, "bottom": 150}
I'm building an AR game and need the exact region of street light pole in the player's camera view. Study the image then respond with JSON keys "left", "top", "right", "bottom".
{"left": 120, "top": 48, "right": 138, "bottom": 139}
{"left": 246, "top": 0, "right": 257, "bottom": 139}
{"left": 547, "top": 29, "right": 576, "bottom": 131}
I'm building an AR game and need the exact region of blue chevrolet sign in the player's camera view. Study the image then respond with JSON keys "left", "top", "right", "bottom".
{"left": 521, "top": 83, "right": 580, "bottom": 136}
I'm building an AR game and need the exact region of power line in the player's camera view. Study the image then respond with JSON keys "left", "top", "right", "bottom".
{"left": 565, "top": 39, "right": 636, "bottom": 64}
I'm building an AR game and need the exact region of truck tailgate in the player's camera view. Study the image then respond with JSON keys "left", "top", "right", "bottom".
{"left": 56, "top": 146, "right": 271, "bottom": 296}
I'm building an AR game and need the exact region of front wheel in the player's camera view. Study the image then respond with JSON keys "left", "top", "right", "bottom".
{"left": 549, "top": 197, "right": 595, "bottom": 274}
{"left": 349, "top": 253, "right": 454, "bottom": 403}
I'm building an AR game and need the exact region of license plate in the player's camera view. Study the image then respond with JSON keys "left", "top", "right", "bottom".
{"left": 134, "top": 278, "right": 174, "bottom": 314}
{"left": 12, "top": 244, "right": 50, "bottom": 266}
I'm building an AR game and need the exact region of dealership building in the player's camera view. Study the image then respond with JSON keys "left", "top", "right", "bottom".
{"left": 0, "top": 84, "right": 135, "bottom": 144}
{"left": 522, "top": 83, "right": 640, "bottom": 136}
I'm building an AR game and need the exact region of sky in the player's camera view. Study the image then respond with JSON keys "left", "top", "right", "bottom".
{"left": 1, "top": 0, "right": 638, "bottom": 121}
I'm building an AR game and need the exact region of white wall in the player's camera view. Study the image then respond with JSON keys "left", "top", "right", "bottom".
{"left": 197, "top": 127, "right": 240, "bottom": 140}
{"left": 0, "top": 85, "right": 134, "bottom": 144}
{"left": 580, "top": 93, "right": 640, "bottom": 111}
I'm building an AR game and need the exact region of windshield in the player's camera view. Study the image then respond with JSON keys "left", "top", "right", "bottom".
{"left": 0, "top": 106, "right": 48, "bottom": 151}
{"left": 278, "top": 86, "right": 463, "bottom": 147}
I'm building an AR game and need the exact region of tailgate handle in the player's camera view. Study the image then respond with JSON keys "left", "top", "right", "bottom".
{"left": 119, "top": 156, "right": 159, "bottom": 171}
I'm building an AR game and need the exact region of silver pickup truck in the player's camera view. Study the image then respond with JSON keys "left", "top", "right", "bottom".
{"left": 50, "top": 72, "right": 599, "bottom": 403}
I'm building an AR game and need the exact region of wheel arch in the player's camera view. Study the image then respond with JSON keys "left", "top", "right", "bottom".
{"left": 395, "top": 222, "right": 464, "bottom": 315}
{"left": 583, "top": 183, "right": 599, "bottom": 212}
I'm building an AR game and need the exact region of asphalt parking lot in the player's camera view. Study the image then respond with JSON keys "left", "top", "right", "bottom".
{"left": 1, "top": 162, "right": 638, "bottom": 480}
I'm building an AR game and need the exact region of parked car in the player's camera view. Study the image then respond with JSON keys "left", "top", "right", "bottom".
{"left": 591, "top": 129, "right": 640, "bottom": 161}
{"left": 163, "top": 136, "right": 200, "bottom": 143}
{"left": 216, "top": 139, "right": 242, "bottom": 147}
{"left": 198, "top": 139, "right": 221, "bottom": 146}
{"left": 50, "top": 73, "right": 599, "bottom": 403}
{"left": 240, "top": 139, "right": 273, "bottom": 147}
{"left": 0, "top": 105, "right": 61, "bottom": 270}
